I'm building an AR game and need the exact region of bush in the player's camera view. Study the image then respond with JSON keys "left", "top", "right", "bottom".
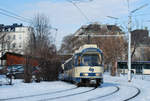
{"left": 40, "top": 61, "right": 61, "bottom": 81}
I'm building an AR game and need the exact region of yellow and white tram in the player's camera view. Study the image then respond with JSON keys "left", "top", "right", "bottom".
{"left": 62, "top": 44, "right": 104, "bottom": 87}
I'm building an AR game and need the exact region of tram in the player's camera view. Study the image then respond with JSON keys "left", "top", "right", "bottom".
{"left": 62, "top": 44, "right": 104, "bottom": 87}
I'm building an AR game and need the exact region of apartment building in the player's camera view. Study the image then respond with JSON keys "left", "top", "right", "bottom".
{"left": 72, "top": 23, "right": 124, "bottom": 51}
{"left": 0, "top": 23, "right": 33, "bottom": 65}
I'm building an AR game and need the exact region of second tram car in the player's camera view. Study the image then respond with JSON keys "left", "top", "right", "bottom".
{"left": 118, "top": 61, "right": 150, "bottom": 75}
{"left": 62, "top": 44, "right": 104, "bottom": 87}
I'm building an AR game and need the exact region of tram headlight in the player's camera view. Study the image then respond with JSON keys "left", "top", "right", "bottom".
{"left": 80, "top": 73, "right": 88, "bottom": 76}
{"left": 96, "top": 73, "right": 102, "bottom": 76}
{"left": 84, "top": 73, "right": 88, "bottom": 76}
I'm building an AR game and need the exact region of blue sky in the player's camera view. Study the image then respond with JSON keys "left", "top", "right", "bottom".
{"left": 0, "top": 0, "right": 150, "bottom": 48}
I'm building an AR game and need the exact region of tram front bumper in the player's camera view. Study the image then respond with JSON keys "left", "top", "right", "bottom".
{"left": 89, "top": 79, "right": 97, "bottom": 84}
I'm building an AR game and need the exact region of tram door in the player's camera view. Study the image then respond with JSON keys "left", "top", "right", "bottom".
{"left": 136, "top": 64, "right": 143, "bottom": 74}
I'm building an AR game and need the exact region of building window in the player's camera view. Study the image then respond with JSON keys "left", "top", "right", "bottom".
{"left": 11, "top": 28, "right": 15, "bottom": 32}
{"left": 19, "top": 35, "right": 22, "bottom": 39}
{"left": 19, "top": 43, "right": 22, "bottom": 48}
{"left": 13, "top": 35, "right": 15, "bottom": 40}
{"left": 12, "top": 43, "right": 16, "bottom": 48}
{"left": 7, "top": 44, "right": 10, "bottom": 49}
{"left": 7, "top": 35, "right": 11, "bottom": 40}
{"left": 2, "top": 44, "right": 6, "bottom": 49}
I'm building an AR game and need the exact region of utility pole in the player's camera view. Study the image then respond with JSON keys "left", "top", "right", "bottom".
{"left": 128, "top": 13, "right": 132, "bottom": 82}
{"left": 127, "top": 1, "right": 148, "bottom": 82}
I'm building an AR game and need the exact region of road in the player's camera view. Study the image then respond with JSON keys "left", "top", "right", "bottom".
{"left": 0, "top": 74, "right": 150, "bottom": 101}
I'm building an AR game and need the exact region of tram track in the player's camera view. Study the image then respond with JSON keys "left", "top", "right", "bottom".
{"left": 0, "top": 83, "right": 141, "bottom": 101}
{"left": 87, "top": 84, "right": 140, "bottom": 101}
{"left": 123, "top": 86, "right": 141, "bottom": 101}
{"left": 38, "top": 87, "right": 97, "bottom": 101}
{"left": 0, "top": 87, "right": 78, "bottom": 101}
{"left": 112, "top": 80, "right": 141, "bottom": 101}
{"left": 87, "top": 86, "right": 120, "bottom": 101}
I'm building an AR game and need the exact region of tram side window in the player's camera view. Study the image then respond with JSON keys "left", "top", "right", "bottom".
{"left": 144, "top": 64, "right": 150, "bottom": 69}
{"left": 69, "top": 60, "right": 72, "bottom": 69}
{"left": 66, "top": 63, "right": 69, "bottom": 70}
{"left": 72, "top": 57, "right": 74, "bottom": 67}
{"left": 74, "top": 55, "right": 77, "bottom": 66}
{"left": 74, "top": 55, "right": 81, "bottom": 66}
{"left": 75, "top": 55, "right": 80, "bottom": 66}
{"left": 64, "top": 62, "right": 70, "bottom": 71}
{"left": 65, "top": 60, "right": 72, "bottom": 70}
{"left": 64, "top": 64, "right": 67, "bottom": 70}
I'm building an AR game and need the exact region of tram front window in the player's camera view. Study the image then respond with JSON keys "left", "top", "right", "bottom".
{"left": 82, "top": 54, "right": 101, "bottom": 66}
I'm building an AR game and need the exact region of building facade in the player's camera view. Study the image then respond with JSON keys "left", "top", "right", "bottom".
{"left": 131, "top": 29, "right": 150, "bottom": 61}
{"left": 0, "top": 23, "right": 33, "bottom": 65}
{"left": 72, "top": 23, "right": 124, "bottom": 51}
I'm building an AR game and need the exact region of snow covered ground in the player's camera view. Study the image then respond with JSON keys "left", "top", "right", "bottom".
{"left": 0, "top": 73, "right": 150, "bottom": 101}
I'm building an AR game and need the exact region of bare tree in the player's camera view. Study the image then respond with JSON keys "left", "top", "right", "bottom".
{"left": 59, "top": 34, "right": 74, "bottom": 54}
{"left": 24, "top": 13, "right": 60, "bottom": 82}
{"left": 98, "top": 36, "right": 127, "bottom": 76}
{"left": 143, "top": 48, "right": 150, "bottom": 61}
{"left": 131, "top": 29, "right": 148, "bottom": 60}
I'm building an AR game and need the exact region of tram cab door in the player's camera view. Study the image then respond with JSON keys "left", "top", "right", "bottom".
{"left": 74, "top": 56, "right": 81, "bottom": 74}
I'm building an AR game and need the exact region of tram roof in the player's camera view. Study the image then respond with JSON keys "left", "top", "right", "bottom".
{"left": 74, "top": 44, "right": 102, "bottom": 54}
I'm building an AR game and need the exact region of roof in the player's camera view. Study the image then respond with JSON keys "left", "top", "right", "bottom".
{"left": 1, "top": 52, "right": 24, "bottom": 60}
{"left": 0, "top": 23, "right": 23, "bottom": 32}
{"left": 107, "top": 25, "right": 122, "bottom": 32}
{"left": 74, "top": 24, "right": 123, "bottom": 36}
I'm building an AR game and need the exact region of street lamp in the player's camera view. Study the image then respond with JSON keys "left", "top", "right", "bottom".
{"left": 127, "top": 2, "right": 148, "bottom": 82}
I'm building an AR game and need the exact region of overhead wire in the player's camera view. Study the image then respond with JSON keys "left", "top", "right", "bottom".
{"left": 0, "top": 8, "right": 31, "bottom": 23}
{"left": 0, "top": 8, "right": 32, "bottom": 21}
{"left": 0, "top": 12, "right": 30, "bottom": 23}
{"left": 133, "top": 13, "right": 150, "bottom": 17}
{"left": 66, "top": 0, "right": 90, "bottom": 22}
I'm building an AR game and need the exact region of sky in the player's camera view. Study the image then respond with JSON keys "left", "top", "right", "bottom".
{"left": 0, "top": 0, "right": 150, "bottom": 49}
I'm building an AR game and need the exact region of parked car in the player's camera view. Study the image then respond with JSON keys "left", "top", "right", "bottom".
{"left": 0, "top": 66, "right": 4, "bottom": 74}
{"left": 6, "top": 65, "right": 24, "bottom": 79}
{"left": 6, "top": 65, "right": 41, "bottom": 81}
{"left": 7, "top": 65, "right": 24, "bottom": 72}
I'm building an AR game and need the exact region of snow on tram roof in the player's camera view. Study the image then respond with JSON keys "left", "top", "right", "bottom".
{"left": 75, "top": 44, "right": 99, "bottom": 53}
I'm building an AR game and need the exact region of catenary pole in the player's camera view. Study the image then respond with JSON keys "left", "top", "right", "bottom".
{"left": 128, "top": 13, "right": 131, "bottom": 82}
{"left": 127, "top": 1, "right": 148, "bottom": 82}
